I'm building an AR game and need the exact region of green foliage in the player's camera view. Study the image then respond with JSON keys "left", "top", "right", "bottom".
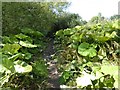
{"left": 14, "top": 60, "right": 32, "bottom": 73}
{"left": 21, "top": 28, "right": 44, "bottom": 37}
{"left": 19, "top": 41, "right": 37, "bottom": 48}
{"left": 32, "top": 60, "right": 48, "bottom": 77}
{"left": 78, "top": 42, "right": 97, "bottom": 57}
{"left": 2, "top": 2, "right": 120, "bottom": 89}
{"left": 55, "top": 19, "right": 120, "bottom": 89}
{"left": 3, "top": 44, "right": 21, "bottom": 55}
{"left": 2, "top": 2, "right": 70, "bottom": 35}
{"left": 1, "top": 28, "right": 48, "bottom": 89}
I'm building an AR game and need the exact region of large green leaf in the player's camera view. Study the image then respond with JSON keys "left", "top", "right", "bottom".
{"left": 76, "top": 71, "right": 96, "bottom": 87}
{"left": 88, "top": 47, "right": 97, "bottom": 57}
{"left": 63, "top": 29, "right": 71, "bottom": 35}
{"left": 70, "top": 33, "right": 83, "bottom": 42}
{"left": 78, "top": 42, "right": 97, "bottom": 57}
{"left": 8, "top": 53, "right": 22, "bottom": 61}
{"left": 56, "top": 30, "right": 64, "bottom": 36}
{"left": 33, "top": 31, "right": 44, "bottom": 37}
{"left": 2, "top": 59, "right": 15, "bottom": 73}
{"left": 3, "top": 44, "right": 21, "bottom": 55}
{"left": 21, "top": 28, "right": 44, "bottom": 37}
{"left": 112, "top": 20, "right": 120, "bottom": 29}
{"left": 2, "top": 36, "right": 18, "bottom": 44}
{"left": 93, "top": 35, "right": 110, "bottom": 42}
{"left": 14, "top": 60, "right": 32, "bottom": 73}
{"left": 32, "top": 61, "right": 48, "bottom": 77}
{"left": 15, "top": 33, "right": 29, "bottom": 39}
{"left": 15, "top": 33, "right": 33, "bottom": 43}
{"left": 0, "top": 64, "right": 11, "bottom": 74}
{"left": 0, "top": 74, "right": 11, "bottom": 87}
{"left": 59, "top": 71, "right": 72, "bottom": 84}
{"left": 24, "top": 53, "right": 32, "bottom": 60}
{"left": 19, "top": 41, "right": 37, "bottom": 48}
{"left": 101, "top": 66, "right": 119, "bottom": 88}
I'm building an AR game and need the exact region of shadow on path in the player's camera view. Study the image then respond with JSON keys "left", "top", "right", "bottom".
{"left": 42, "top": 38, "right": 60, "bottom": 88}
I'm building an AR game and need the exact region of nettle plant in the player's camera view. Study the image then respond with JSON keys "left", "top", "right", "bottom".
{"left": 54, "top": 20, "right": 120, "bottom": 89}
{"left": 0, "top": 28, "right": 48, "bottom": 89}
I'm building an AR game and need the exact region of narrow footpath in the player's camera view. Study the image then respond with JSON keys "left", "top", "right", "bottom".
{"left": 42, "top": 38, "right": 60, "bottom": 88}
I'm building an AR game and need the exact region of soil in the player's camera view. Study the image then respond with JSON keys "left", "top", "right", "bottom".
{"left": 42, "top": 38, "right": 60, "bottom": 88}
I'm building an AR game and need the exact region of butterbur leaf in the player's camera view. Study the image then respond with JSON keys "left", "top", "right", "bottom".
{"left": 63, "top": 71, "right": 71, "bottom": 80}
{"left": 2, "top": 58, "right": 15, "bottom": 73}
{"left": 70, "top": 33, "right": 83, "bottom": 42}
{"left": 94, "top": 36, "right": 110, "bottom": 42}
{"left": 78, "top": 42, "right": 97, "bottom": 57}
{"left": 79, "top": 50, "right": 89, "bottom": 56}
{"left": 21, "top": 28, "right": 44, "bottom": 37}
{"left": 2, "top": 36, "right": 11, "bottom": 43}
{"left": 32, "top": 61, "right": 48, "bottom": 77}
{"left": 19, "top": 41, "right": 37, "bottom": 48}
{"left": 56, "top": 30, "right": 64, "bottom": 36}
{"left": 88, "top": 47, "right": 97, "bottom": 57}
{"left": 76, "top": 72, "right": 96, "bottom": 87}
{"left": 101, "top": 66, "right": 119, "bottom": 88}
{"left": 15, "top": 33, "right": 33, "bottom": 43}
{"left": 60, "top": 71, "right": 71, "bottom": 84}
{"left": 33, "top": 31, "right": 44, "bottom": 37}
{"left": 3, "top": 36, "right": 18, "bottom": 44}
{"left": 78, "top": 42, "right": 89, "bottom": 49}
{"left": 25, "top": 53, "right": 32, "bottom": 60}
{"left": 15, "top": 33, "right": 29, "bottom": 39}
{"left": 21, "top": 28, "right": 34, "bottom": 34}
{"left": 8, "top": 53, "right": 22, "bottom": 61}
{"left": 3, "top": 44, "right": 21, "bottom": 55}
{"left": 14, "top": 60, "right": 32, "bottom": 73}
{"left": 0, "top": 74, "right": 11, "bottom": 87}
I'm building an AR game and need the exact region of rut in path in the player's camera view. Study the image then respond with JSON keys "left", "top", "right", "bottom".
{"left": 42, "top": 38, "right": 60, "bottom": 88}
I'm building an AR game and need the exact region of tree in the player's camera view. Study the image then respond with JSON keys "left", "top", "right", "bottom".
{"left": 89, "top": 13, "right": 105, "bottom": 24}
{"left": 46, "top": 13, "right": 86, "bottom": 38}
{"left": 110, "top": 15, "right": 120, "bottom": 20}
{"left": 2, "top": 2, "right": 70, "bottom": 35}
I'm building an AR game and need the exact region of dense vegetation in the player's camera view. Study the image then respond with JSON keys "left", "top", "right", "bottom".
{"left": 55, "top": 20, "right": 120, "bottom": 89}
{"left": 0, "top": 2, "right": 120, "bottom": 90}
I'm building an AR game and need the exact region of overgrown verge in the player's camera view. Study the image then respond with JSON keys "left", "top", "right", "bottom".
{"left": 54, "top": 20, "right": 120, "bottom": 89}
{"left": 0, "top": 28, "right": 48, "bottom": 90}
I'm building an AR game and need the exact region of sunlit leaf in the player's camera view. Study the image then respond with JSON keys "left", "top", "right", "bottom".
{"left": 2, "top": 58, "right": 15, "bottom": 73}
{"left": 88, "top": 47, "right": 97, "bottom": 57}
{"left": 0, "top": 74, "right": 11, "bottom": 87}
{"left": 24, "top": 53, "right": 32, "bottom": 60}
{"left": 76, "top": 71, "right": 96, "bottom": 87}
{"left": 19, "top": 41, "right": 37, "bottom": 48}
{"left": 78, "top": 42, "right": 97, "bottom": 57}
{"left": 3, "top": 44, "right": 21, "bottom": 55}
{"left": 101, "top": 66, "right": 119, "bottom": 88}
{"left": 14, "top": 60, "right": 32, "bottom": 73}
{"left": 8, "top": 53, "right": 22, "bottom": 61}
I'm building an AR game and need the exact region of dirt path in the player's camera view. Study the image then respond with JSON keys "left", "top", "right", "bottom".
{"left": 42, "top": 38, "right": 60, "bottom": 88}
